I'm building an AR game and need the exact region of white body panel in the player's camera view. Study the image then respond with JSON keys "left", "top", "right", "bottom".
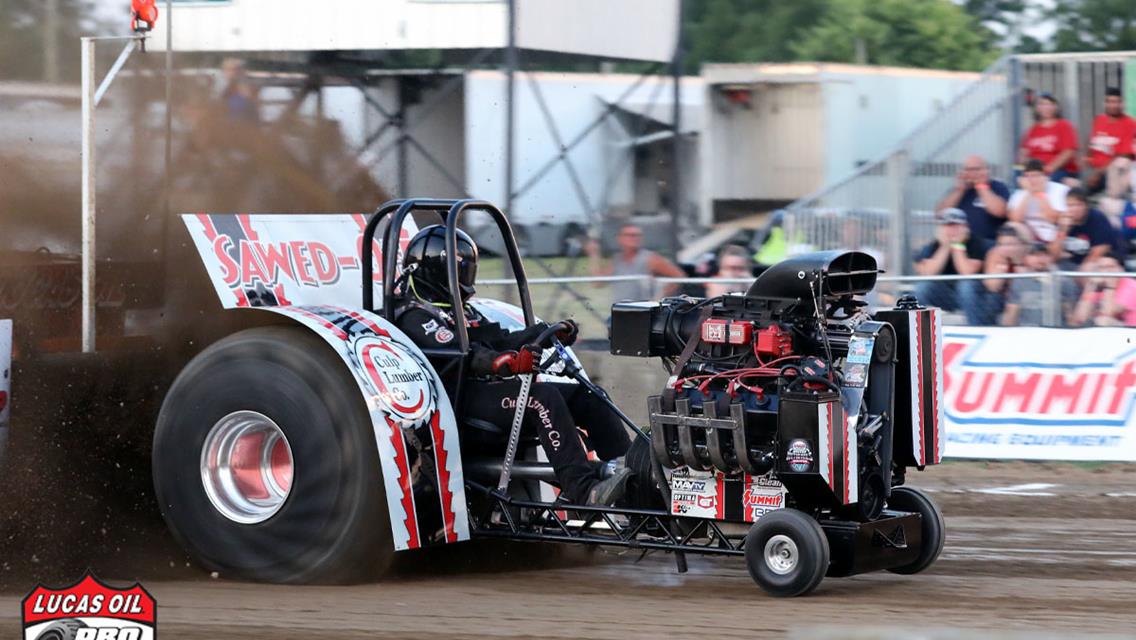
{"left": 181, "top": 213, "right": 473, "bottom": 550}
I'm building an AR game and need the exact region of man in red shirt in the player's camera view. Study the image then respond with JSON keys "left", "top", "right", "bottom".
{"left": 1084, "top": 88, "right": 1136, "bottom": 195}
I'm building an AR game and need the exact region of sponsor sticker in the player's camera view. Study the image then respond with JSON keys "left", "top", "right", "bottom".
{"left": 743, "top": 473, "right": 786, "bottom": 521}
{"left": 352, "top": 334, "right": 437, "bottom": 426}
{"left": 668, "top": 467, "right": 720, "bottom": 518}
{"left": 786, "top": 439, "right": 813, "bottom": 473}
{"left": 420, "top": 319, "right": 455, "bottom": 344}
{"left": 22, "top": 573, "right": 156, "bottom": 640}
{"left": 846, "top": 336, "right": 874, "bottom": 364}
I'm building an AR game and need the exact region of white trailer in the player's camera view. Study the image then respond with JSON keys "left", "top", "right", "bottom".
{"left": 700, "top": 63, "right": 981, "bottom": 226}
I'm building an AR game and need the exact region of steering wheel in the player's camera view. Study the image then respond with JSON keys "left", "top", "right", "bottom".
{"left": 530, "top": 321, "right": 571, "bottom": 350}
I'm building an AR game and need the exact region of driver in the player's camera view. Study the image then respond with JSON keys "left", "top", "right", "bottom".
{"left": 393, "top": 225, "right": 633, "bottom": 506}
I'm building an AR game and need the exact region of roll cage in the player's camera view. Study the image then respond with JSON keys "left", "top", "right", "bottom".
{"left": 361, "top": 198, "right": 536, "bottom": 407}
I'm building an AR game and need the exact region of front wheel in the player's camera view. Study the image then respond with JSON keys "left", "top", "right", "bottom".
{"left": 744, "top": 509, "right": 830, "bottom": 597}
{"left": 153, "top": 326, "right": 393, "bottom": 583}
{"left": 886, "top": 486, "right": 945, "bottom": 575}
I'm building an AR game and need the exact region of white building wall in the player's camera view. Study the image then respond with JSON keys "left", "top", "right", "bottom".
{"left": 700, "top": 63, "right": 981, "bottom": 225}
{"left": 820, "top": 69, "right": 979, "bottom": 187}
{"left": 464, "top": 70, "right": 702, "bottom": 227}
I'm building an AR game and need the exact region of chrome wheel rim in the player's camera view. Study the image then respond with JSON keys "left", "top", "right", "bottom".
{"left": 764, "top": 534, "right": 799, "bottom": 575}
{"left": 200, "top": 410, "right": 294, "bottom": 524}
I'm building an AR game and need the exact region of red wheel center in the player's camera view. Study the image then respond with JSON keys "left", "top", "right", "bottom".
{"left": 230, "top": 432, "right": 293, "bottom": 501}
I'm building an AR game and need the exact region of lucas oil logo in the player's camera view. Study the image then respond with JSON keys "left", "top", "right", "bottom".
{"left": 353, "top": 334, "right": 436, "bottom": 425}
{"left": 22, "top": 573, "right": 156, "bottom": 639}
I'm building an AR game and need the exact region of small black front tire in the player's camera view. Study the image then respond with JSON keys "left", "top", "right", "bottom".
{"left": 744, "top": 509, "right": 830, "bottom": 597}
{"left": 886, "top": 486, "right": 946, "bottom": 575}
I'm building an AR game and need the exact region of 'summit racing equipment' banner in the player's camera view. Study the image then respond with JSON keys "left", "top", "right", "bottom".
{"left": 182, "top": 214, "right": 470, "bottom": 551}
{"left": 943, "top": 327, "right": 1136, "bottom": 461}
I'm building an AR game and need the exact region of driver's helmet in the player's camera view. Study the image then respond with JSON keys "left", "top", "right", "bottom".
{"left": 402, "top": 224, "right": 479, "bottom": 303}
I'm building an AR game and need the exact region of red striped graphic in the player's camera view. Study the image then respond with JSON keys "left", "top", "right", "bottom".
{"left": 929, "top": 309, "right": 940, "bottom": 463}
{"left": 351, "top": 213, "right": 368, "bottom": 232}
{"left": 328, "top": 305, "right": 391, "bottom": 338}
{"left": 715, "top": 475, "right": 726, "bottom": 520}
{"left": 196, "top": 213, "right": 250, "bottom": 307}
{"left": 843, "top": 410, "right": 851, "bottom": 504}
{"left": 428, "top": 411, "right": 458, "bottom": 543}
{"left": 386, "top": 415, "right": 420, "bottom": 549}
{"left": 237, "top": 213, "right": 259, "bottom": 241}
{"left": 915, "top": 312, "right": 926, "bottom": 465}
{"left": 290, "top": 307, "right": 348, "bottom": 340}
{"left": 826, "top": 403, "right": 834, "bottom": 491}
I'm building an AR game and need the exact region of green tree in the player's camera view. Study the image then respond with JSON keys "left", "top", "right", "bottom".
{"left": 1049, "top": 0, "right": 1136, "bottom": 51}
{"left": 683, "top": 0, "right": 832, "bottom": 72}
{"left": 963, "top": 0, "right": 1028, "bottom": 31}
{"left": 0, "top": 0, "right": 101, "bottom": 82}
{"left": 790, "top": 0, "right": 999, "bottom": 70}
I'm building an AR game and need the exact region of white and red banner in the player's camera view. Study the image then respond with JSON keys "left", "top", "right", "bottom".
{"left": 943, "top": 327, "right": 1136, "bottom": 461}
{"left": 182, "top": 213, "right": 412, "bottom": 309}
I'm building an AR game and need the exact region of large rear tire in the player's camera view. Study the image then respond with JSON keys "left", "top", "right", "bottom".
{"left": 886, "top": 486, "right": 946, "bottom": 575}
{"left": 153, "top": 326, "right": 392, "bottom": 583}
{"left": 744, "top": 509, "right": 830, "bottom": 597}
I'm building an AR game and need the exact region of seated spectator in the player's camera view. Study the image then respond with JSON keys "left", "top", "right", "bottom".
{"left": 1009, "top": 159, "right": 1069, "bottom": 242}
{"left": 705, "top": 244, "right": 753, "bottom": 298}
{"left": 936, "top": 154, "right": 1010, "bottom": 241}
{"left": 1083, "top": 88, "right": 1136, "bottom": 194}
{"left": 1050, "top": 188, "right": 1121, "bottom": 270}
{"left": 1002, "top": 242, "right": 1078, "bottom": 327}
{"left": 1019, "top": 92, "right": 1080, "bottom": 185}
{"left": 914, "top": 208, "right": 989, "bottom": 325}
{"left": 1070, "top": 253, "right": 1136, "bottom": 327}
{"left": 1098, "top": 159, "right": 1136, "bottom": 224}
{"left": 979, "top": 223, "right": 1031, "bottom": 325}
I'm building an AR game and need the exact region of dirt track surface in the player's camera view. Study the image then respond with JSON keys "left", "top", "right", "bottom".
{"left": 2, "top": 462, "right": 1135, "bottom": 638}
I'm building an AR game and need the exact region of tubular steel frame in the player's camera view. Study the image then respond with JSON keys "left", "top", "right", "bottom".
{"left": 467, "top": 482, "right": 746, "bottom": 557}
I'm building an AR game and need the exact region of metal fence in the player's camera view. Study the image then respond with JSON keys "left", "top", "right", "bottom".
{"left": 783, "top": 51, "right": 1136, "bottom": 275}
{"left": 476, "top": 272, "right": 1136, "bottom": 343}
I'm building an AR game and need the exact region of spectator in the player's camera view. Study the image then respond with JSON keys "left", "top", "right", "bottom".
{"left": 1002, "top": 242, "right": 1077, "bottom": 327}
{"left": 586, "top": 223, "right": 686, "bottom": 303}
{"left": 913, "top": 208, "right": 989, "bottom": 325}
{"left": 1083, "top": 88, "right": 1136, "bottom": 194}
{"left": 1008, "top": 159, "right": 1069, "bottom": 242}
{"left": 979, "top": 223, "right": 1031, "bottom": 325}
{"left": 1019, "top": 92, "right": 1080, "bottom": 185}
{"left": 221, "top": 58, "right": 260, "bottom": 122}
{"left": 705, "top": 244, "right": 753, "bottom": 298}
{"left": 936, "top": 155, "right": 1010, "bottom": 241}
{"left": 1050, "top": 187, "right": 1121, "bottom": 270}
{"left": 1070, "top": 253, "right": 1136, "bottom": 326}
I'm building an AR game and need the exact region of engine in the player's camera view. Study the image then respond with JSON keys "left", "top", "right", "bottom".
{"left": 610, "top": 250, "right": 943, "bottom": 518}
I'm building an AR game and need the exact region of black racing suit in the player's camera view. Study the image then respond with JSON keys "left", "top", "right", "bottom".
{"left": 395, "top": 300, "right": 631, "bottom": 502}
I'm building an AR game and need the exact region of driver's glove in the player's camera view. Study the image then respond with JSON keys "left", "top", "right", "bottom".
{"left": 554, "top": 318, "right": 580, "bottom": 346}
{"left": 490, "top": 345, "right": 540, "bottom": 376}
